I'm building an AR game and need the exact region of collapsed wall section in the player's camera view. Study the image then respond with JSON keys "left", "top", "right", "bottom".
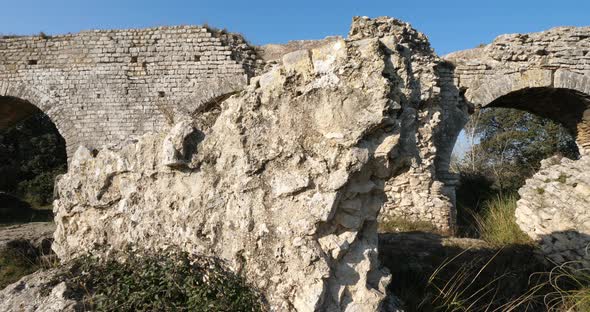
{"left": 52, "top": 17, "right": 462, "bottom": 311}
{"left": 350, "top": 17, "right": 469, "bottom": 233}
{"left": 516, "top": 155, "right": 590, "bottom": 266}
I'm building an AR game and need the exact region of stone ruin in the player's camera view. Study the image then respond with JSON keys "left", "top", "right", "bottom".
{"left": 446, "top": 26, "right": 590, "bottom": 266}
{"left": 516, "top": 155, "right": 590, "bottom": 266}
{"left": 52, "top": 17, "right": 456, "bottom": 311}
{"left": 1, "top": 15, "right": 590, "bottom": 311}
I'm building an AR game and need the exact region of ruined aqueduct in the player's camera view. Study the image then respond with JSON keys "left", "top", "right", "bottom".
{"left": 2, "top": 17, "right": 590, "bottom": 311}
{"left": 1, "top": 21, "right": 589, "bottom": 233}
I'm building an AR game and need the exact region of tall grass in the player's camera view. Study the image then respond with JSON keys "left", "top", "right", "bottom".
{"left": 385, "top": 194, "right": 548, "bottom": 311}
{"left": 0, "top": 248, "right": 40, "bottom": 289}
{"left": 418, "top": 253, "right": 590, "bottom": 312}
{"left": 471, "top": 194, "right": 532, "bottom": 247}
{"left": 426, "top": 249, "right": 506, "bottom": 311}
{"left": 504, "top": 261, "right": 590, "bottom": 312}
{"left": 392, "top": 189, "right": 590, "bottom": 311}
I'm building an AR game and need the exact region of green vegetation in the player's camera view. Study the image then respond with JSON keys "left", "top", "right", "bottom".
{"left": 453, "top": 107, "right": 578, "bottom": 237}
{"left": 389, "top": 242, "right": 590, "bottom": 311}
{"left": 0, "top": 112, "right": 65, "bottom": 221}
{"left": 471, "top": 194, "right": 532, "bottom": 247}
{"left": 383, "top": 107, "right": 588, "bottom": 311}
{"left": 457, "top": 108, "right": 578, "bottom": 195}
{"left": 386, "top": 241, "right": 549, "bottom": 311}
{"left": 0, "top": 248, "right": 40, "bottom": 289}
{"left": 505, "top": 262, "right": 590, "bottom": 311}
{"left": 63, "top": 250, "right": 265, "bottom": 312}
{"left": 1, "top": 247, "right": 266, "bottom": 311}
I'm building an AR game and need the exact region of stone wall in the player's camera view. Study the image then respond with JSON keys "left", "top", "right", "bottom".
{"left": 4, "top": 19, "right": 589, "bottom": 235}
{"left": 366, "top": 23, "right": 590, "bottom": 234}
{"left": 3, "top": 15, "right": 590, "bottom": 309}
{"left": 351, "top": 17, "right": 468, "bottom": 233}
{"left": 0, "top": 26, "right": 262, "bottom": 157}
{"left": 444, "top": 27, "right": 590, "bottom": 254}
{"left": 49, "top": 17, "right": 469, "bottom": 311}
{"left": 516, "top": 155, "right": 590, "bottom": 266}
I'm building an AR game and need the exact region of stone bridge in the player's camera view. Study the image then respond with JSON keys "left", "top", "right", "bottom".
{"left": 1, "top": 20, "right": 589, "bottom": 232}
{"left": 445, "top": 27, "right": 590, "bottom": 153}
{"left": 0, "top": 26, "right": 261, "bottom": 156}
{"left": 2, "top": 23, "right": 588, "bottom": 162}
{"left": 438, "top": 27, "right": 590, "bottom": 265}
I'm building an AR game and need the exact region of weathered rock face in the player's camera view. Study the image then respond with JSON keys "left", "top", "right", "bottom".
{"left": 516, "top": 155, "right": 590, "bottom": 266}
{"left": 48, "top": 16, "right": 463, "bottom": 311}
{"left": 0, "top": 267, "right": 77, "bottom": 312}
{"left": 353, "top": 17, "right": 468, "bottom": 233}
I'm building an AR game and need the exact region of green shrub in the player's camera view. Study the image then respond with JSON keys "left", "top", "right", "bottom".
{"left": 472, "top": 194, "right": 532, "bottom": 247}
{"left": 0, "top": 112, "right": 67, "bottom": 210}
{"left": 65, "top": 250, "right": 265, "bottom": 312}
{"left": 17, "top": 166, "right": 65, "bottom": 208}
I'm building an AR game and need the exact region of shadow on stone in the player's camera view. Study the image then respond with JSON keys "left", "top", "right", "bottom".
{"left": 379, "top": 231, "right": 550, "bottom": 311}
{"left": 0, "top": 192, "right": 53, "bottom": 224}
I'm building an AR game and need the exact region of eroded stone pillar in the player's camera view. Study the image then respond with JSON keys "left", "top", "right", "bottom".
{"left": 577, "top": 110, "right": 590, "bottom": 155}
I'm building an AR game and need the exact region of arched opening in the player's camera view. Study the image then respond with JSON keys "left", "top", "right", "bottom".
{"left": 450, "top": 87, "right": 587, "bottom": 236}
{"left": 486, "top": 87, "right": 590, "bottom": 138}
{"left": 379, "top": 86, "right": 588, "bottom": 310}
{"left": 0, "top": 96, "right": 67, "bottom": 224}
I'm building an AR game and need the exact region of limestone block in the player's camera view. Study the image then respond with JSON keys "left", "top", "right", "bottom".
{"left": 282, "top": 49, "right": 313, "bottom": 77}
{"left": 516, "top": 155, "right": 590, "bottom": 266}
{"left": 161, "top": 120, "right": 196, "bottom": 167}
{"left": 554, "top": 70, "right": 590, "bottom": 95}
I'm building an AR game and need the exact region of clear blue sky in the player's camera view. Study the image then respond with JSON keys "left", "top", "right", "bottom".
{"left": 1, "top": 0, "right": 589, "bottom": 55}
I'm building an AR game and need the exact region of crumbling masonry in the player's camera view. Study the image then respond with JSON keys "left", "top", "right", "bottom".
{"left": 1, "top": 16, "right": 590, "bottom": 311}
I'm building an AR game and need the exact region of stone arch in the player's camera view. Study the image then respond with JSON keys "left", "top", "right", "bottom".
{"left": 461, "top": 69, "right": 590, "bottom": 153}
{"left": 0, "top": 82, "right": 75, "bottom": 157}
{"left": 432, "top": 68, "right": 590, "bottom": 233}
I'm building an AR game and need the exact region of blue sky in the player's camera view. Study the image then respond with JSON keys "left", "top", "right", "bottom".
{"left": 1, "top": 0, "right": 589, "bottom": 55}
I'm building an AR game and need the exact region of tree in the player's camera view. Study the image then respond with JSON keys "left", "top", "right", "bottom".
{"left": 453, "top": 108, "right": 578, "bottom": 236}
{"left": 0, "top": 113, "right": 67, "bottom": 207}
{"left": 460, "top": 107, "right": 579, "bottom": 194}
